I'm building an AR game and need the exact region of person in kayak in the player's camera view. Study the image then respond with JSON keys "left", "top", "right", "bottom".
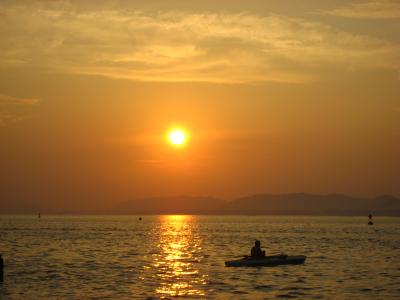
{"left": 251, "top": 240, "right": 266, "bottom": 258}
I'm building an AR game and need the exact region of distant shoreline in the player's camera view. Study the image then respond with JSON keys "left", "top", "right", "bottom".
{"left": 1, "top": 213, "right": 399, "bottom": 217}
{"left": 2, "top": 193, "right": 399, "bottom": 216}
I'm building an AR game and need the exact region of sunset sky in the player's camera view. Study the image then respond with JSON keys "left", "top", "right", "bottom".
{"left": 0, "top": 0, "right": 399, "bottom": 212}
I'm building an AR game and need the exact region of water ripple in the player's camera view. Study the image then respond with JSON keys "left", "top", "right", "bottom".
{"left": 0, "top": 215, "right": 399, "bottom": 298}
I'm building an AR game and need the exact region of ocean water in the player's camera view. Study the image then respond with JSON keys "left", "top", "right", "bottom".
{"left": 0, "top": 215, "right": 399, "bottom": 299}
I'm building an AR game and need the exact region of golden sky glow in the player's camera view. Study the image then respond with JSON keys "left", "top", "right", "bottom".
{"left": 0, "top": 0, "right": 399, "bottom": 212}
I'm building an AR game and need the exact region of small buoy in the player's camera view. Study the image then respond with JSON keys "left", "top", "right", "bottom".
{"left": 139, "top": 217, "right": 142, "bottom": 221}
{"left": 368, "top": 213, "right": 373, "bottom": 225}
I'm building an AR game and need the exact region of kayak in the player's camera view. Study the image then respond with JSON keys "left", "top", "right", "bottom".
{"left": 225, "top": 255, "right": 306, "bottom": 267}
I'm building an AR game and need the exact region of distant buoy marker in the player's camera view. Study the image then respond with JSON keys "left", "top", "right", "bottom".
{"left": 139, "top": 217, "right": 142, "bottom": 221}
{"left": 368, "top": 213, "right": 373, "bottom": 225}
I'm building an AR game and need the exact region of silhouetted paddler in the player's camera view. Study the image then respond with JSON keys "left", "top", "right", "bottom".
{"left": 251, "top": 240, "right": 266, "bottom": 258}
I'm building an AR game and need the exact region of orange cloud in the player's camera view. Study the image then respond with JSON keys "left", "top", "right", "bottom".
{"left": 0, "top": 2, "right": 399, "bottom": 83}
{"left": 323, "top": 1, "right": 400, "bottom": 19}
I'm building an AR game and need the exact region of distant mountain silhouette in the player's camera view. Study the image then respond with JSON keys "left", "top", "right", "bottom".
{"left": 2, "top": 194, "right": 399, "bottom": 215}
{"left": 225, "top": 193, "right": 400, "bottom": 216}
{"left": 117, "top": 193, "right": 400, "bottom": 216}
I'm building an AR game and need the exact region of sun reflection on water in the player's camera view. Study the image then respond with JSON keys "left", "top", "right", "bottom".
{"left": 153, "top": 215, "right": 207, "bottom": 297}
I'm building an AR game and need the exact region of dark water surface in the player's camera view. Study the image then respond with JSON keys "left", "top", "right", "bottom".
{"left": 0, "top": 216, "right": 399, "bottom": 299}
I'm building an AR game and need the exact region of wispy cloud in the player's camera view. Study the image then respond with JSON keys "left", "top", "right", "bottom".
{"left": 0, "top": 93, "right": 39, "bottom": 126}
{"left": 0, "top": 2, "right": 399, "bottom": 83}
{"left": 137, "top": 159, "right": 163, "bottom": 164}
{"left": 0, "top": 94, "right": 40, "bottom": 105}
{"left": 0, "top": 111, "right": 33, "bottom": 127}
{"left": 323, "top": 1, "right": 400, "bottom": 19}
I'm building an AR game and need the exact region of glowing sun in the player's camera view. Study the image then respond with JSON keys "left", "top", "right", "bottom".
{"left": 167, "top": 129, "right": 188, "bottom": 147}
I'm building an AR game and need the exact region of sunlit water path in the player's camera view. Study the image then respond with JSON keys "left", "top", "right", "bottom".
{"left": 0, "top": 216, "right": 399, "bottom": 299}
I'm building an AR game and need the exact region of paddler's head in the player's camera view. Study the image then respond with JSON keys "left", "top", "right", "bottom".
{"left": 255, "top": 240, "right": 261, "bottom": 247}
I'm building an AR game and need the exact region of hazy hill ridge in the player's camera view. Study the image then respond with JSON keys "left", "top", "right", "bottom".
{"left": 117, "top": 193, "right": 400, "bottom": 216}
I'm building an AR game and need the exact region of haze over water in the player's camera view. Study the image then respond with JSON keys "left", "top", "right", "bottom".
{"left": 1, "top": 215, "right": 399, "bottom": 299}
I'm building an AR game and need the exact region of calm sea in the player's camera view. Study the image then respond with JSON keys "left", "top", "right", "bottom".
{"left": 0, "top": 215, "right": 399, "bottom": 299}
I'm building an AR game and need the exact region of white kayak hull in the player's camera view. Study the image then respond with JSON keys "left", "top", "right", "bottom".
{"left": 225, "top": 255, "right": 306, "bottom": 267}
